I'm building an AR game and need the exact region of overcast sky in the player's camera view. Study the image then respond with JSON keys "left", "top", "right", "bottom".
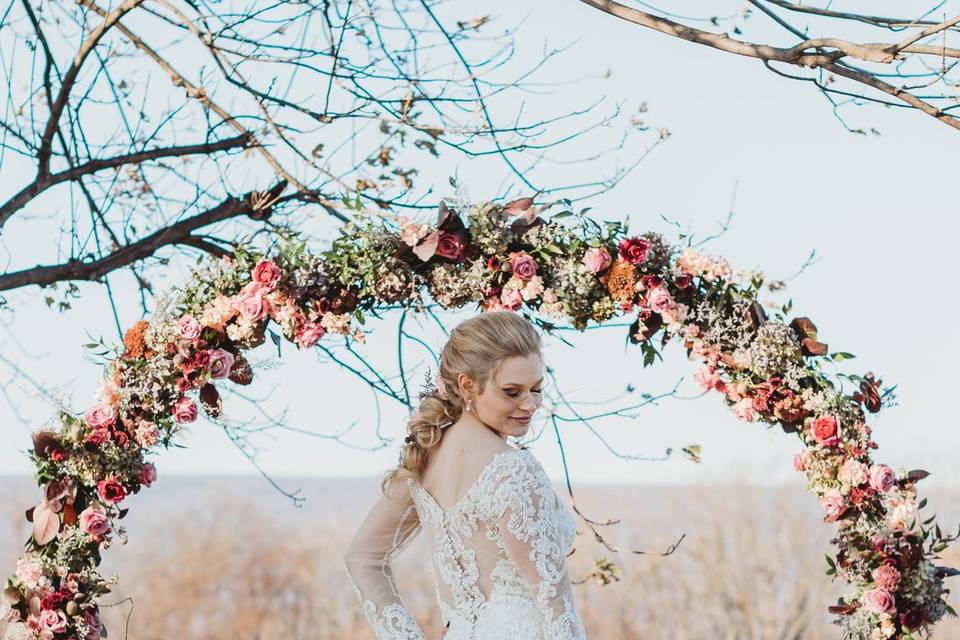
{"left": 1, "top": 1, "right": 958, "bottom": 495}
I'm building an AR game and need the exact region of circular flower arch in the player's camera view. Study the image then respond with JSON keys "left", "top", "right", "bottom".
{"left": 2, "top": 198, "right": 958, "bottom": 640}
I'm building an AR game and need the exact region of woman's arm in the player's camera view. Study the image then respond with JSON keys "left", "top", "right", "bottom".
{"left": 344, "top": 477, "right": 427, "bottom": 640}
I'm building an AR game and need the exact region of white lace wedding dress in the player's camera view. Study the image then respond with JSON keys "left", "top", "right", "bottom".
{"left": 344, "top": 446, "right": 587, "bottom": 640}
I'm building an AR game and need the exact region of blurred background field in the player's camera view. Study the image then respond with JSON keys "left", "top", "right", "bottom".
{"left": 3, "top": 475, "right": 958, "bottom": 639}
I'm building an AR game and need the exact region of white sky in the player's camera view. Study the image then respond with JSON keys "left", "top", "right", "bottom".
{"left": 1, "top": 1, "right": 958, "bottom": 492}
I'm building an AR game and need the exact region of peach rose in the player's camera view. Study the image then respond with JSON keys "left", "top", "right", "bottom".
{"left": 500, "top": 286, "right": 523, "bottom": 311}
{"left": 793, "top": 452, "right": 806, "bottom": 472}
{"left": 134, "top": 421, "right": 159, "bottom": 448}
{"left": 695, "top": 367, "right": 722, "bottom": 392}
{"left": 838, "top": 458, "right": 869, "bottom": 488}
{"left": 294, "top": 321, "right": 326, "bottom": 349}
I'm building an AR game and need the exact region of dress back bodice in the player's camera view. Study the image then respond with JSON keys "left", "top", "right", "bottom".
{"left": 345, "top": 446, "right": 587, "bottom": 640}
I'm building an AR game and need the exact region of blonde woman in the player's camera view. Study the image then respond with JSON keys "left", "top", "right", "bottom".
{"left": 344, "top": 311, "right": 587, "bottom": 640}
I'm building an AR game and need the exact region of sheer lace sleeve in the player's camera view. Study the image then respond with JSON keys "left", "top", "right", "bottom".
{"left": 344, "top": 476, "right": 426, "bottom": 640}
{"left": 495, "top": 452, "right": 588, "bottom": 640}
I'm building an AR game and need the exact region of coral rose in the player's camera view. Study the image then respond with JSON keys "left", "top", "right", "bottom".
{"left": 251, "top": 260, "right": 282, "bottom": 290}
{"left": 812, "top": 415, "right": 841, "bottom": 447}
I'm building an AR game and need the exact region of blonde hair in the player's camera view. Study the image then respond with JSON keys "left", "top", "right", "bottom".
{"left": 380, "top": 311, "right": 542, "bottom": 500}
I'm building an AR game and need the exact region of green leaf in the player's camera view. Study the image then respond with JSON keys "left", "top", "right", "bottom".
{"left": 829, "top": 352, "right": 856, "bottom": 362}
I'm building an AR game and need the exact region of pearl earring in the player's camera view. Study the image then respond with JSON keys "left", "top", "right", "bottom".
{"left": 466, "top": 400, "right": 473, "bottom": 413}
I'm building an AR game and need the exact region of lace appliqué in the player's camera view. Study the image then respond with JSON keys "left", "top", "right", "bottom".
{"left": 410, "top": 447, "right": 587, "bottom": 640}
{"left": 350, "top": 581, "right": 427, "bottom": 640}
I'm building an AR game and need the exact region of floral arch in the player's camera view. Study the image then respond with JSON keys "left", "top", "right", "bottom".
{"left": 2, "top": 198, "right": 958, "bottom": 640}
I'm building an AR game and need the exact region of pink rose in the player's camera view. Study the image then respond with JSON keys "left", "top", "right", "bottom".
{"left": 233, "top": 289, "right": 269, "bottom": 322}
{"left": 173, "top": 396, "right": 197, "bottom": 423}
{"left": 819, "top": 488, "right": 846, "bottom": 520}
{"left": 694, "top": 366, "right": 722, "bottom": 392}
{"left": 97, "top": 477, "right": 126, "bottom": 505}
{"left": 864, "top": 587, "right": 896, "bottom": 615}
{"left": 499, "top": 287, "right": 523, "bottom": 311}
{"left": 294, "top": 321, "right": 326, "bottom": 349}
{"left": 618, "top": 237, "right": 650, "bottom": 265}
{"left": 509, "top": 252, "right": 538, "bottom": 281}
{"left": 78, "top": 506, "right": 110, "bottom": 538}
{"left": 38, "top": 609, "right": 68, "bottom": 634}
{"left": 872, "top": 563, "right": 901, "bottom": 591}
{"left": 793, "top": 452, "right": 806, "bottom": 472}
{"left": 436, "top": 232, "right": 466, "bottom": 260}
{"left": 869, "top": 464, "right": 896, "bottom": 493}
{"left": 582, "top": 247, "right": 612, "bottom": 274}
{"left": 812, "top": 415, "right": 841, "bottom": 447}
{"left": 251, "top": 260, "right": 282, "bottom": 290}
{"left": 178, "top": 315, "right": 202, "bottom": 341}
{"left": 732, "top": 397, "right": 755, "bottom": 422}
{"left": 84, "top": 404, "right": 116, "bottom": 430}
{"left": 646, "top": 286, "right": 675, "bottom": 313}
{"left": 140, "top": 462, "right": 157, "bottom": 487}
{"left": 207, "top": 349, "right": 236, "bottom": 379}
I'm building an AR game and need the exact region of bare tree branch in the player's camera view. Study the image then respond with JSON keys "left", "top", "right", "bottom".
{"left": 576, "top": 0, "right": 960, "bottom": 132}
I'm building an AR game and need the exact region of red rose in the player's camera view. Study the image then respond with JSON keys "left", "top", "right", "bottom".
{"left": 675, "top": 274, "right": 692, "bottom": 289}
{"left": 436, "top": 232, "right": 466, "bottom": 260}
{"left": 900, "top": 609, "right": 924, "bottom": 630}
{"left": 49, "top": 448, "right": 70, "bottom": 462}
{"left": 110, "top": 426, "right": 129, "bottom": 448}
{"left": 618, "top": 237, "right": 650, "bottom": 265}
{"left": 812, "top": 415, "right": 841, "bottom": 447}
{"left": 173, "top": 396, "right": 198, "bottom": 423}
{"left": 639, "top": 274, "right": 661, "bottom": 290}
{"left": 97, "top": 477, "right": 126, "bottom": 504}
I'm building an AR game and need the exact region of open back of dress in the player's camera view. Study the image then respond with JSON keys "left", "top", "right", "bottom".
{"left": 344, "top": 446, "right": 587, "bottom": 640}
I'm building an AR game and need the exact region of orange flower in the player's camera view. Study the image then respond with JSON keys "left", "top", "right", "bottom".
{"left": 599, "top": 259, "right": 637, "bottom": 307}
{"left": 122, "top": 320, "right": 150, "bottom": 359}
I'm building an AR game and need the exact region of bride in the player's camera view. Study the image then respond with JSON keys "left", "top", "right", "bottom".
{"left": 344, "top": 311, "right": 588, "bottom": 640}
